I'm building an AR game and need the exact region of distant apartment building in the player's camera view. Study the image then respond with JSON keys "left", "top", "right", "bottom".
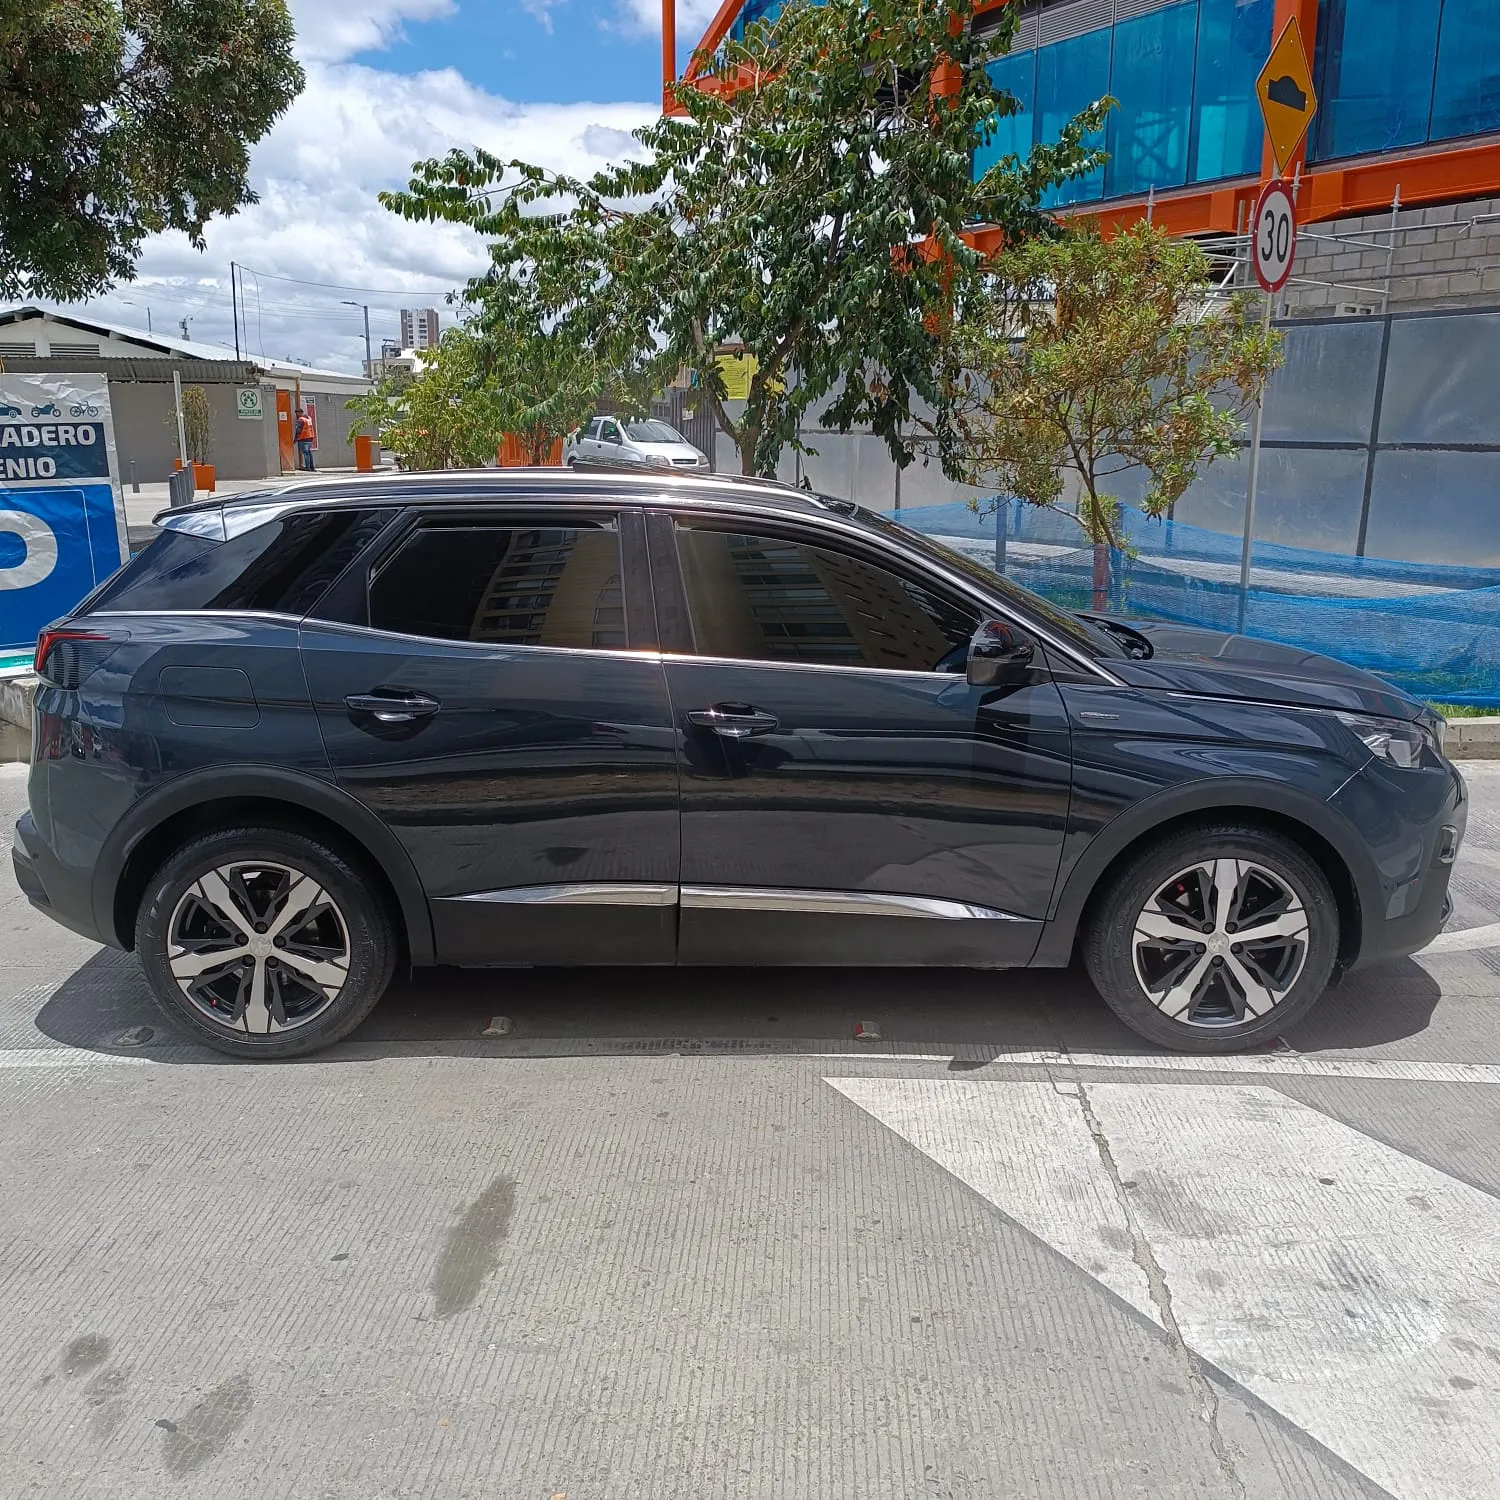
{"left": 400, "top": 308, "right": 441, "bottom": 351}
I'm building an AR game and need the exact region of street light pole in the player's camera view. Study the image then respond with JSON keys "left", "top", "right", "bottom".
{"left": 343, "top": 301, "right": 372, "bottom": 374}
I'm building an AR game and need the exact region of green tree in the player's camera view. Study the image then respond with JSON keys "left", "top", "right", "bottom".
{"left": 180, "top": 384, "right": 212, "bottom": 464}
{"left": 0, "top": 0, "right": 304, "bottom": 301}
{"left": 466, "top": 282, "right": 629, "bottom": 464}
{"left": 348, "top": 328, "right": 507, "bottom": 471}
{"left": 942, "top": 222, "right": 1282, "bottom": 608}
{"left": 380, "top": 0, "right": 1105, "bottom": 476}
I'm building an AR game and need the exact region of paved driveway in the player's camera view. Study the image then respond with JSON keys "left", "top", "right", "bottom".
{"left": 1, "top": 759, "right": 1498, "bottom": 1499}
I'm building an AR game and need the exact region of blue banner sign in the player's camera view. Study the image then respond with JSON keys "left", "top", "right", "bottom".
{"left": 0, "top": 375, "right": 128, "bottom": 653}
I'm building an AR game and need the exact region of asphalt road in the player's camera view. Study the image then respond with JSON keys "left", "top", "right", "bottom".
{"left": 1, "top": 757, "right": 1498, "bottom": 1500}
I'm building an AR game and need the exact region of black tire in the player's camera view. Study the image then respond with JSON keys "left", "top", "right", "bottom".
{"left": 1082, "top": 822, "right": 1338, "bottom": 1053}
{"left": 135, "top": 825, "right": 397, "bottom": 1059}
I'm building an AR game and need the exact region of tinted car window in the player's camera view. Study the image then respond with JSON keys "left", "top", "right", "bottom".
{"left": 86, "top": 509, "right": 390, "bottom": 616}
{"left": 369, "top": 523, "right": 625, "bottom": 648}
{"left": 674, "top": 525, "right": 979, "bottom": 671}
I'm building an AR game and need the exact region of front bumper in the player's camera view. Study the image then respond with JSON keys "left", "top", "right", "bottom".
{"left": 12, "top": 811, "right": 108, "bottom": 946}
{"left": 1329, "top": 758, "right": 1467, "bottom": 970}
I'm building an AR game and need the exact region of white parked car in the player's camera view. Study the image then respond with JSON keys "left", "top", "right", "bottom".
{"left": 566, "top": 416, "right": 709, "bottom": 471}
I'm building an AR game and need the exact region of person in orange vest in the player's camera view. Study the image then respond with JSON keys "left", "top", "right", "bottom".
{"left": 294, "top": 408, "right": 315, "bottom": 470}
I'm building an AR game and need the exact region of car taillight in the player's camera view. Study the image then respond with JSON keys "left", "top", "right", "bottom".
{"left": 35, "top": 628, "right": 109, "bottom": 688}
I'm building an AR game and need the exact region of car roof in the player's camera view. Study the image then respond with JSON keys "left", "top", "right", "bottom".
{"left": 178, "top": 467, "right": 834, "bottom": 522}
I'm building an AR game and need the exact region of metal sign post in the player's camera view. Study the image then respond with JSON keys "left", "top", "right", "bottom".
{"left": 1237, "top": 289, "right": 1274, "bottom": 636}
{"left": 1237, "top": 23, "right": 1317, "bottom": 635}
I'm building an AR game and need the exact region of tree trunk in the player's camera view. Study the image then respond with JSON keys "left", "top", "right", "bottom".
{"left": 1091, "top": 541, "right": 1109, "bottom": 614}
{"left": 739, "top": 429, "right": 760, "bottom": 476}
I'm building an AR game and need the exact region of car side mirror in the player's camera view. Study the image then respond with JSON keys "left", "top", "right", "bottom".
{"left": 967, "top": 619, "right": 1035, "bottom": 688}
{"left": 605, "top": 429, "right": 621, "bottom": 445}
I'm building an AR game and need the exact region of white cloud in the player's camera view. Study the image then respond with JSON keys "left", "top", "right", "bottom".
{"left": 519, "top": 0, "right": 563, "bottom": 34}
{"left": 58, "top": 53, "right": 656, "bottom": 373}
{"left": 287, "top": 0, "right": 457, "bottom": 64}
{"left": 617, "top": 0, "right": 724, "bottom": 41}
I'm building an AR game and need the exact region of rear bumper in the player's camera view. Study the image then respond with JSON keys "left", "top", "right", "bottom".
{"left": 1330, "top": 759, "right": 1467, "bottom": 971}
{"left": 12, "top": 812, "right": 109, "bottom": 947}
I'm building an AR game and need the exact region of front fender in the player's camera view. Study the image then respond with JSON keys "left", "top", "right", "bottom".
{"left": 1033, "top": 772, "right": 1376, "bottom": 967}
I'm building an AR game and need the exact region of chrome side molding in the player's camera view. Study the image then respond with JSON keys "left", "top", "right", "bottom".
{"left": 680, "top": 886, "right": 1024, "bottom": 921}
{"left": 451, "top": 882, "right": 1023, "bottom": 921}
{"left": 452, "top": 882, "right": 678, "bottom": 907}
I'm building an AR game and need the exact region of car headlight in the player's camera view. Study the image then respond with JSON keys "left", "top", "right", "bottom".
{"left": 1334, "top": 711, "right": 1439, "bottom": 768}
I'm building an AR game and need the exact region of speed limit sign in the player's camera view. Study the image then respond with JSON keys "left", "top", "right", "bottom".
{"left": 1252, "top": 178, "right": 1297, "bottom": 293}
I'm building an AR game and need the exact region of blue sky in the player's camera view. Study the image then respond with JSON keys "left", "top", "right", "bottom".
{"left": 354, "top": 0, "right": 675, "bottom": 104}
{"left": 49, "top": 0, "right": 727, "bottom": 373}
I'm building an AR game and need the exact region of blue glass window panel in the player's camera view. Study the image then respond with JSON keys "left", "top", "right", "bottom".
{"left": 1311, "top": 0, "right": 1441, "bottom": 160}
{"left": 1190, "top": 0, "right": 1272, "bottom": 182}
{"left": 1107, "top": 1, "right": 1199, "bottom": 196}
{"left": 976, "top": 52, "right": 1037, "bottom": 180}
{"left": 1431, "top": 0, "right": 1500, "bottom": 140}
{"left": 1037, "top": 28, "right": 1112, "bottom": 208}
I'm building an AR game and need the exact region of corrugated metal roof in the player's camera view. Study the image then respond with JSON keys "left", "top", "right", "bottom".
{"left": 0, "top": 304, "right": 365, "bottom": 383}
{"left": 0, "top": 356, "right": 259, "bottom": 383}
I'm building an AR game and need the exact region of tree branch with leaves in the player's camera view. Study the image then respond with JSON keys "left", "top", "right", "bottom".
{"left": 940, "top": 222, "right": 1283, "bottom": 607}
{"left": 380, "top": 0, "right": 1107, "bottom": 477}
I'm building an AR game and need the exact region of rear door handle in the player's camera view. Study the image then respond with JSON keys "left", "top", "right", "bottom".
{"left": 345, "top": 690, "right": 441, "bottom": 723}
{"left": 686, "top": 704, "right": 780, "bottom": 738}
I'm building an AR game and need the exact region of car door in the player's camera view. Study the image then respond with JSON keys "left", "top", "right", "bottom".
{"left": 299, "top": 504, "right": 679, "bottom": 965}
{"left": 648, "top": 511, "right": 1074, "bottom": 966}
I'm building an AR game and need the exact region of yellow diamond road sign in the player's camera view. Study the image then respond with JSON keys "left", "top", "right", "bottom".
{"left": 1256, "top": 16, "right": 1318, "bottom": 175}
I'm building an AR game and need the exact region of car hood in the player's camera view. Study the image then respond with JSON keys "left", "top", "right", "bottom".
{"left": 632, "top": 441, "right": 704, "bottom": 462}
{"left": 1099, "top": 618, "right": 1426, "bottom": 719}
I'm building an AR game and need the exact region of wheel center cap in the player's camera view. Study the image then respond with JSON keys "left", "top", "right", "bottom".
{"left": 248, "top": 935, "right": 273, "bottom": 960}
{"left": 1208, "top": 933, "right": 1229, "bottom": 956}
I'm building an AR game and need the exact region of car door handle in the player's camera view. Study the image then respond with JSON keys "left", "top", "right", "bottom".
{"left": 687, "top": 705, "right": 780, "bottom": 738}
{"left": 345, "top": 690, "right": 441, "bottom": 723}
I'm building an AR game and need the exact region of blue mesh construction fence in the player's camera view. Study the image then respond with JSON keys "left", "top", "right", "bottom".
{"left": 893, "top": 500, "right": 1500, "bottom": 707}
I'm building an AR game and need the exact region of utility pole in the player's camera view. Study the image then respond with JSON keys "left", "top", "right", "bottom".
{"left": 342, "top": 301, "right": 372, "bottom": 374}
{"left": 231, "top": 262, "right": 241, "bottom": 360}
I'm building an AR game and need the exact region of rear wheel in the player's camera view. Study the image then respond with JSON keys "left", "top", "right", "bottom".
{"left": 1083, "top": 824, "right": 1338, "bottom": 1052}
{"left": 136, "top": 826, "right": 396, "bottom": 1059}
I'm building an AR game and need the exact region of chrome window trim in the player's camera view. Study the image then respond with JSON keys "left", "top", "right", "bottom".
{"left": 85, "top": 610, "right": 665, "bottom": 661}
{"left": 451, "top": 882, "right": 677, "bottom": 907}
{"left": 680, "top": 886, "right": 1027, "bottom": 921}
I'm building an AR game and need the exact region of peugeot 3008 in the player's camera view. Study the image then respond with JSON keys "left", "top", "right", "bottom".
{"left": 13, "top": 471, "right": 1465, "bottom": 1058}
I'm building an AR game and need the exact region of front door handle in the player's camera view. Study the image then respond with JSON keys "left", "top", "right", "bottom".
{"left": 687, "top": 704, "right": 780, "bottom": 738}
{"left": 345, "top": 690, "right": 441, "bottom": 724}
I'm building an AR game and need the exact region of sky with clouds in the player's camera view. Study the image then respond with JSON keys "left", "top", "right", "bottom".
{"left": 44, "top": 0, "right": 727, "bottom": 374}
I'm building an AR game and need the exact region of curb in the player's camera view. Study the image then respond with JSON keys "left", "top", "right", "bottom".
{"left": 1445, "top": 717, "right": 1500, "bottom": 759}
{"left": 2, "top": 673, "right": 1499, "bottom": 758}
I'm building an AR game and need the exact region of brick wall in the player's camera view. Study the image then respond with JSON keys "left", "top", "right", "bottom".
{"left": 1282, "top": 195, "right": 1500, "bottom": 315}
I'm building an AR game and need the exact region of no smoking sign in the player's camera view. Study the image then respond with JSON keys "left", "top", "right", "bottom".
{"left": 1252, "top": 178, "right": 1297, "bottom": 294}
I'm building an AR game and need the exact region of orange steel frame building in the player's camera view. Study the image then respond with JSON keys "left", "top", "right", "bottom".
{"left": 659, "top": 0, "right": 1500, "bottom": 256}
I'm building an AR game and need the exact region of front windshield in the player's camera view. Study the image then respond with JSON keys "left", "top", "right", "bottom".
{"left": 840, "top": 503, "right": 1130, "bottom": 660}
{"left": 624, "top": 419, "right": 685, "bottom": 444}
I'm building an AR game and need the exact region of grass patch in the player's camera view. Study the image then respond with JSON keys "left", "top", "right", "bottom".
{"left": 1429, "top": 702, "right": 1499, "bottom": 719}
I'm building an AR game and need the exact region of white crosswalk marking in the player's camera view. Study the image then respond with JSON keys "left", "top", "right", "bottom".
{"left": 828, "top": 1077, "right": 1500, "bottom": 1500}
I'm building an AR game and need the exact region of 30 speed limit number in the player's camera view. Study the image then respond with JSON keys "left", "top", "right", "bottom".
{"left": 1252, "top": 178, "right": 1297, "bottom": 293}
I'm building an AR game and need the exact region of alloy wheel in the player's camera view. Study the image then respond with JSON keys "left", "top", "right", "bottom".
{"left": 1130, "top": 858, "right": 1310, "bottom": 1027}
{"left": 166, "top": 862, "right": 351, "bottom": 1035}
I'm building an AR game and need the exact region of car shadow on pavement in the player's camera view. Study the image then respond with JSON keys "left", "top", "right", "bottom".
{"left": 30, "top": 946, "right": 1444, "bottom": 1064}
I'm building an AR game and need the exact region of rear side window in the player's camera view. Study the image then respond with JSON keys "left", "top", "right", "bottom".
{"left": 87, "top": 509, "right": 391, "bottom": 616}
{"left": 368, "top": 522, "right": 625, "bottom": 649}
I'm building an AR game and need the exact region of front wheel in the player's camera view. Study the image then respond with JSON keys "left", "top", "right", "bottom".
{"left": 1083, "top": 823, "right": 1338, "bottom": 1053}
{"left": 136, "top": 826, "right": 397, "bottom": 1059}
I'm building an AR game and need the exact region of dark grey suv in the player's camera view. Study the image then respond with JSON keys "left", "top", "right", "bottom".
{"left": 13, "top": 471, "right": 1465, "bottom": 1058}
